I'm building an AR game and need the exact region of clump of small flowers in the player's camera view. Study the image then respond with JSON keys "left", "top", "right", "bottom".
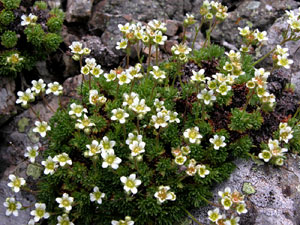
{"left": 207, "top": 187, "right": 247, "bottom": 225}
{"left": 10, "top": 3, "right": 300, "bottom": 225}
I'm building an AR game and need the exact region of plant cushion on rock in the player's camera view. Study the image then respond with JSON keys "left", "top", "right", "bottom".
{"left": 5, "top": 1, "right": 300, "bottom": 225}
{"left": 0, "top": 0, "right": 64, "bottom": 77}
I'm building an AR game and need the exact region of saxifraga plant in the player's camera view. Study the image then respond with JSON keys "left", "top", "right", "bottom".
{"left": 0, "top": 0, "right": 64, "bottom": 77}
{"left": 5, "top": 1, "right": 300, "bottom": 225}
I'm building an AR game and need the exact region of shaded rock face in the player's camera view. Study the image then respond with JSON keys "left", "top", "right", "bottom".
{"left": 192, "top": 156, "right": 300, "bottom": 225}
{"left": 65, "top": 0, "right": 93, "bottom": 23}
{"left": 211, "top": 0, "right": 299, "bottom": 45}
{"left": 0, "top": 77, "right": 16, "bottom": 126}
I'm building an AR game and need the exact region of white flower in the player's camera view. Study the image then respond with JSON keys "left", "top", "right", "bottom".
{"left": 111, "top": 216, "right": 134, "bottom": 225}
{"left": 289, "top": 18, "right": 300, "bottom": 30}
{"left": 154, "top": 186, "right": 176, "bottom": 203}
{"left": 46, "top": 82, "right": 63, "bottom": 96}
{"left": 171, "top": 43, "right": 191, "bottom": 55}
{"left": 86, "top": 140, "right": 101, "bottom": 156}
{"left": 116, "top": 39, "right": 128, "bottom": 50}
{"left": 123, "top": 92, "right": 139, "bottom": 108}
{"left": 126, "top": 65, "right": 143, "bottom": 79}
{"left": 131, "top": 98, "right": 151, "bottom": 116}
{"left": 279, "top": 126, "right": 293, "bottom": 143}
{"left": 118, "top": 23, "right": 131, "bottom": 33}
{"left": 33, "top": 121, "right": 51, "bottom": 137}
{"left": 191, "top": 69, "right": 206, "bottom": 82}
{"left": 209, "top": 135, "right": 226, "bottom": 150}
{"left": 225, "top": 216, "right": 240, "bottom": 225}
{"left": 69, "top": 103, "right": 88, "bottom": 118}
{"left": 120, "top": 174, "right": 142, "bottom": 195}
{"left": 174, "top": 155, "right": 187, "bottom": 165}
{"left": 41, "top": 156, "right": 58, "bottom": 175}
{"left": 254, "top": 29, "right": 268, "bottom": 42}
{"left": 111, "top": 108, "right": 129, "bottom": 124}
{"left": 104, "top": 70, "right": 117, "bottom": 82}
{"left": 151, "top": 112, "right": 170, "bottom": 129}
{"left": 24, "top": 145, "right": 39, "bottom": 163}
{"left": 236, "top": 203, "right": 248, "bottom": 214}
{"left": 57, "top": 214, "right": 74, "bottom": 225}
{"left": 85, "top": 58, "right": 97, "bottom": 69}
{"left": 197, "top": 89, "right": 216, "bottom": 105}
{"left": 150, "top": 66, "right": 166, "bottom": 80}
{"left": 216, "top": 82, "right": 232, "bottom": 96}
{"left": 168, "top": 111, "right": 180, "bottom": 123}
{"left": 186, "top": 163, "right": 197, "bottom": 176}
{"left": 16, "top": 88, "right": 35, "bottom": 106}
{"left": 81, "top": 65, "right": 90, "bottom": 75}
{"left": 258, "top": 150, "right": 272, "bottom": 162}
{"left": 218, "top": 187, "right": 232, "bottom": 198}
{"left": 208, "top": 208, "right": 222, "bottom": 222}
{"left": 238, "top": 26, "right": 250, "bottom": 36}
{"left": 223, "top": 62, "right": 234, "bottom": 72}
{"left": 90, "top": 186, "right": 105, "bottom": 204}
{"left": 31, "top": 79, "right": 46, "bottom": 94}
{"left": 30, "top": 203, "right": 50, "bottom": 222}
{"left": 277, "top": 55, "right": 293, "bottom": 69}
{"left": 275, "top": 45, "right": 289, "bottom": 56}
{"left": 91, "top": 65, "right": 104, "bottom": 78}
{"left": 153, "top": 30, "right": 167, "bottom": 45}
{"left": 21, "top": 14, "right": 32, "bottom": 26}
{"left": 126, "top": 132, "right": 143, "bottom": 146}
{"left": 101, "top": 149, "right": 122, "bottom": 169}
{"left": 89, "top": 90, "right": 106, "bottom": 105}
{"left": 221, "top": 196, "right": 233, "bottom": 210}
{"left": 100, "top": 136, "right": 116, "bottom": 152}
{"left": 53, "top": 153, "right": 72, "bottom": 167}
{"left": 56, "top": 193, "right": 74, "bottom": 212}
{"left": 69, "top": 41, "right": 84, "bottom": 55}
{"left": 76, "top": 114, "right": 95, "bottom": 129}
{"left": 4, "top": 197, "right": 22, "bottom": 216}
{"left": 7, "top": 53, "right": 23, "bottom": 64}
{"left": 183, "top": 127, "right": 202, "bottom": 144}
{"left": 196, "top": 165, "right": 210, "bottom": 178}
{"left": 118, "top": 72, "right": 133, "bottom": 85}
{"left": 129, "top": 141, "right": 146, "bottom": 157}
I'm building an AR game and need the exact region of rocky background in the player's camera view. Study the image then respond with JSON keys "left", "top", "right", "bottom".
{"left": 1, "top": 0, "right": 300, "bottom": 224}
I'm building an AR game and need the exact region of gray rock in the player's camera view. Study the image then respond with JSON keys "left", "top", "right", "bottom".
{"left": 82, "top": 35, "right": 120, "bottom": 67}
{"left": 165, "top": 20, "right": 180, "bottom": 37}
{"left": 0, "top": 77, "right": 17, "bottom": 126}
{"left": 192, "top": 156, "right": 300, "bottom": 225}
{"left": 66, "top": 0, "right": 93, "bottom": 23}
{"left": 211, "top": 0, "right": 299, "bottom": 46}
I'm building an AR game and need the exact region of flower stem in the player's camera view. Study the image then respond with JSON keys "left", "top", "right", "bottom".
{"left": 150, "top": 80, "right": 157, "bottom": 102}
{"left": 126, "top": 44, "right": 131, "bottom": 69}
{"left": 137, "top": 40, "right": 141, "bottom": 62}
{"left": 192, "top": 20, "right": 204, "bottom": 52}
{"left": 29, "top": 105, "right": 42, "bottom": 122}
{"left": 122, "top": 124, "right": 127, "bottom": 142}
{"left": 147, "top": 43, "right": 152, "bottom": 77}
{"left": 182, "top": 208, "right": 204, "bottom": 225}
{"left": 243, "top": 88, "right": 255, "bottom": 111}
{"left": 252, "top": 38, "right": 290, "bottom": 67}
{"left": 155, "top": 44, "right": 159, "bottom": 65}
{"left": 182, "top": 26, "right": 187, "bottom": 44}
{"left": 41, "top": 93, "right": 55, "bottom": 113}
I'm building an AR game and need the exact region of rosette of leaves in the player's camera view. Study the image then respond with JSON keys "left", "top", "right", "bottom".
{"left": 0, "top": 0, "right": 64, "bottom": 77}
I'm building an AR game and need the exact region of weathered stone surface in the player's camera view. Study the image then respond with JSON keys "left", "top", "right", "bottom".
{"left": 192, "top": 156, "right": 300, "bottom": 225}
{"left": 0, "top": 77, "right": 17, "bottom": 126}
{"left": 82, "top": 35, "right": 120, "bottom": 67}
{"left": 258, "top": 9, "right": 300, "bottom": 96}
{"left": 66, "top": 0, "right": 93, "bottom": 23}
{"left": 211, "top": 0, "right": 299, "bottom": 45}
{"left": 165, "top": 20, "right": 180, "bottom": 36}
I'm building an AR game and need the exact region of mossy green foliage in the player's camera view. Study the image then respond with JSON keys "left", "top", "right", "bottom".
{"left": 0, "top": 9, "right": 15, "bottom": 26}
{"left": 1, "top": 30, "right": 17, "bottom": 48}
{"left": 0, "top": 0, "right": 21, "bottom": 10}
{"left": 0, "top": 1, "right": 64, "bottom": 77}
{"left": 34, "top": 1, "right": 47, "bottom": 10}
{"left": 34, "top": 41, "right": 298, "bottom": 224}
{"left": 229, "top": 108, "right": 263, "bottom": 132}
